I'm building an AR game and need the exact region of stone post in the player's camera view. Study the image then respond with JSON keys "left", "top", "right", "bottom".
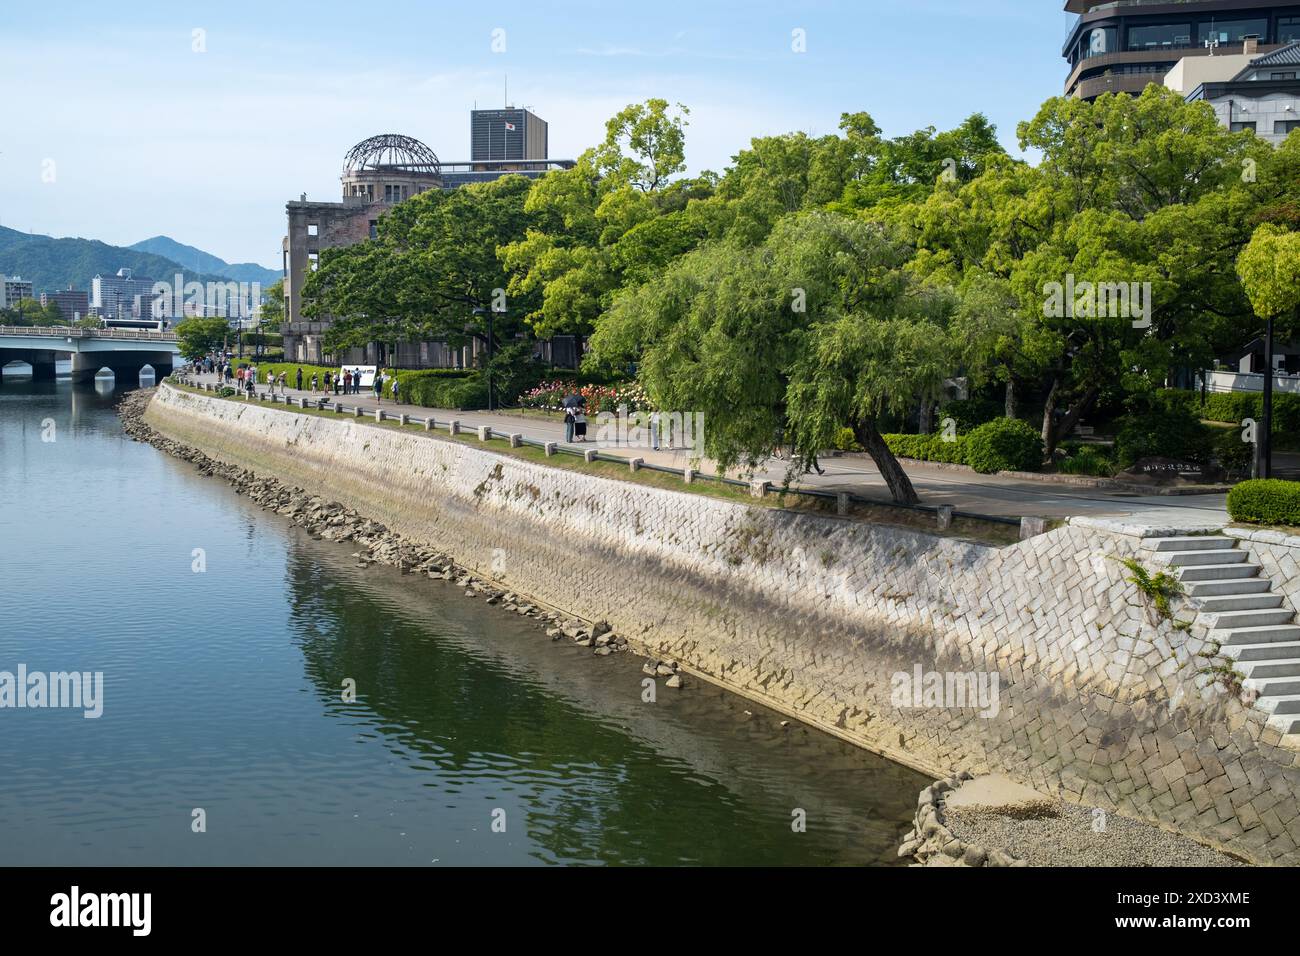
{"left": 424, "top": 418, "right": 434, "bottom": 431}
{"left": 1020, "top": 516, "right": 1048, "bottom": 540}
{"left": 630, "top": 457, "right": 644, "bottom": 473}
{"left": 749, "top": 480, "right": 769, "bottom": 498}
{"left": 450, "top": 420, "right": 461, "bottom": 436}
{"left": 478, "top": 425, "right": 491, "bottom": 441}
{"left": 353, "top": 406, "right": 362, "bottom": 418}
{"left": 544, "top": 442, "right": 556, "bottom": 456}
{"left": 937, "top": 506, "right": 954, "bottom": 531}
{"left": 398, "top": 413, "right": 408, "bottom": 426}
{"left": 375, "top": 409, "right": 385, "bottom": 422}
{"left": 836, "top": 492, "right": 850, "bottom": 516}
{"left": 683, "top": 468, "right": 695, "bottom": 485}
{"left": 584, "top": 449, "right": 598, "bottom": 464}
{"left": 509, "top": 433, "right": 522, "bottom": 448}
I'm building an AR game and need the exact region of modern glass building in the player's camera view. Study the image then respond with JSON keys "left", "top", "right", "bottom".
{"left": 1063, "top": 1, "right": 1300, "bottom": 99}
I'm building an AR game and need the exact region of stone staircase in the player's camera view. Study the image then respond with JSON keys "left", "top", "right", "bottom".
{"left": 1142, "top": 535, "right": 1300, "bottom": 735}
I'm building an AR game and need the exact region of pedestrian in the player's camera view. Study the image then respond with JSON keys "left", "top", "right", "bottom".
{"left": 564, "top": 407, "right": 575, "bottom": 443}
{"left": 278, "top": 371, "right": 287, "bottom": 393}
{"left": 295, "top": 367, "right": 303, "bottom": 392}
{"left": 373, "top": 370, "right": 384, "bottom": 404}
{"left": 574, "top": 409, "right": 587, "bottom": 442}
{"left": 391, "top": 376, "right": 400, "bottom": 404}
{"left": 324, "top": 371, "right": 332, "bottom": 393}
{"left": 245, "top": 375, "right": 255, "bottom": 399}
{"left": 334, "top": 371, "right": 342, "bottom": 395}
{"left": 343, "top": 369, "right": 352, "bottom": 395}
{"left": 310, "top": 372, "right": 318, "bottom": 393}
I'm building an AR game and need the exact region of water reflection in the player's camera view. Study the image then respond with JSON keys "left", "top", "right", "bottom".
{"left": 0, "top": 378, "right": 926, "bottom": 866}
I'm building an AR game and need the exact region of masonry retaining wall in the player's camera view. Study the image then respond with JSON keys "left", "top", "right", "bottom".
{"left": 144, "top": 384, "right": 1300, "bottom": 864}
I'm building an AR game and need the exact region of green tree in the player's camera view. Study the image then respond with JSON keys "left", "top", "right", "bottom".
{"left": 501, "top": 100, "right": 710, "bottom": 338}
{"left": 590, "top": 211, "right": 953, "bottom": 504}
{"left": 175, "top": 316, "right": 232, "bottom": 360}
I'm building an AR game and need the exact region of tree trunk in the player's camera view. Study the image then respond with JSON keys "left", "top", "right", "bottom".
{"left": 855, "top": 420, "right": 920, "bottom": 506}
{"left": 1004, "top": 379, "right": 1017, "bottom": 419}
{"left": 1040, "top": 377, "right": 1060, "bottom": 460}
{"left": 918, "top": 398, "right": 934, "bottom": 435}
{"left": 1054, "top": 386, "right": 1099, "bottom": 451}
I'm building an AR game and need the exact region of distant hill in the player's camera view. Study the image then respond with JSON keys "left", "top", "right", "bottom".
{"left": 0, "top": 225, "right": 232, "bottom": 295}
{"left": 128, "top": 236, "right": 280, "bottom": 287}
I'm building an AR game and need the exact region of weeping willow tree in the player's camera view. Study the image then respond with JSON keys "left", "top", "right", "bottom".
{"left": 588, "top": 211, "right": 955, "bottom": 504}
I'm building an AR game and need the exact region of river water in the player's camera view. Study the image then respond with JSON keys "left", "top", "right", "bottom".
{"left": 0, "top": 376, "right": 926, "bottom": 866}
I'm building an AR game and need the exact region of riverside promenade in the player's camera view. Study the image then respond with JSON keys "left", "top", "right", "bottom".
{"left": 191, "top": 371, "right": 1228, "bottom": 524}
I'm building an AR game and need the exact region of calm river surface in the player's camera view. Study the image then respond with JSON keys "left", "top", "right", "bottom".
{"left": 0, "top": 376, "right": 926, "bottom": 866}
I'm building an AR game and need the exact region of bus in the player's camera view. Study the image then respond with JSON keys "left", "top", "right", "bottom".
{"left": 99, "top": 317, "right": 167, "bottom": 332}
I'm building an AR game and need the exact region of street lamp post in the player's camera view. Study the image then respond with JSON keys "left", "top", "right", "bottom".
{"left": 472, "top": 306, "right": 502, "bottom": 412}
{"left": 1261, "top": 314, "right": 1275, "bottom": 479}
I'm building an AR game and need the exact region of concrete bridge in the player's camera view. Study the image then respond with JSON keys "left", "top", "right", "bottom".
{"left": 0, "top": 325, "right": 180, "bottom": 384}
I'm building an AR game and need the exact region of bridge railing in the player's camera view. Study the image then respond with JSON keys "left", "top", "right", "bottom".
{"left": 0, "top": 325, "right": 178, "bottom": 342}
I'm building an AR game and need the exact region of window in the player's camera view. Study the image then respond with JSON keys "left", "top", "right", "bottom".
{"left": 1276, "top": 120, "right": 1300, "bottom": 135}
{"left": 306, "top": 223, "right": 318, "bottom": 237}
{"left": 1280, "top": 17, "right": 1300, "bottom": 43}
{"left": 1082, "top": 26, "right": 1117, "bottom": 58}
{"left": 307, "top": 253, "right": 319, "bottom": 273}
{"left": 1198, "top": 19, "right": 1267, "bottom": 46}
{"left": 1231, "top": 121, "right": 1257, "bottom": 133}
{"left": 368, "top": 220, "right": 378, "bottom": 240}
{"left": 1271, "top": 73, "right": 1298, "bottom": 81}
{"left": 1127, "top": 23, "right": 1191, "bottom": 50}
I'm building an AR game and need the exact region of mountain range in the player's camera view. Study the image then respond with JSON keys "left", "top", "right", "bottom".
{"left": 127, "top": 236, "right": 280, "bottom": 287}
{"left": 0, "top": 225, "right": 279, "bottom": 295}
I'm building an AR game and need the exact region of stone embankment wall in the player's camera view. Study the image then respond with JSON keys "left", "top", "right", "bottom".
{"left": 144, "top": 384, "right": 1300, "bottom": 864}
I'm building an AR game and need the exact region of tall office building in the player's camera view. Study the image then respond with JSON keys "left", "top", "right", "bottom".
{"left": 90, "top": 268, "right": 159, "bottom": 321}
{"left": 41, "top": 288, "right": 90, "bottom": 322}
{"left": 1063, "top": 1, "right": 1300, "bottom": 100}
{"left": 1, "top": 276, "right": 34, "bottom": 309}
{"left": 470, "top": 108, "right": 548, "bottom": 164}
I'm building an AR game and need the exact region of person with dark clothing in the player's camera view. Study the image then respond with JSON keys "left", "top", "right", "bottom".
{"left": 295, "top": 367, "right": 303, "bottom": 392}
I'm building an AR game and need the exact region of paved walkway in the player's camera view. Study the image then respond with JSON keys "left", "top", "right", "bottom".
{"left": 192, "top": 371, "right": 1228, "bottom": 523}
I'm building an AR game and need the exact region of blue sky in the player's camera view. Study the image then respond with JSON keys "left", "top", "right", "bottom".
{"left": 0, "top": 0, "right": 1074, "bottom": 269}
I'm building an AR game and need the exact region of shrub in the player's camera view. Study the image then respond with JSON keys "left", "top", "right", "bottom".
{"left": 964, "top": 418, "right": 1043, "bottom": 474}
{"left": 216, "top": 386, "right": 237, "bottom": 398}
{"left": 1157, "top": 388, "right": 1300, "bottom": 434}
{"left": 1057, "top": 445, "right": 1116, "bottom": 477}
{"left": 835, "top": 427, "right": 862, "bottom": 452}
{"left": 883, "top": 433, "right": 967, "bottom": 464}
{"left": 937, "top": 397, "right": 1001, "bottom": 433}
{"left": 1227, "top": 479, "right": 1300, "bottom": 526}
{"left": 1114, "top": 404, "right": 1213, "bottom": 469}
{"left": 1214, "top": 426, "right": 1254, "bottom": 479}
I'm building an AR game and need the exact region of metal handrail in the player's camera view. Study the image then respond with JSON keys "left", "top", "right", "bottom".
{"left": 0, "top": 324, "right": 178, "bottom": 341}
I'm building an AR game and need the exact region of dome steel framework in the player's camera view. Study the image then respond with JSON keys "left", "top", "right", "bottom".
{"left": 343, "top": 134, "right": 441, "bottom": 174}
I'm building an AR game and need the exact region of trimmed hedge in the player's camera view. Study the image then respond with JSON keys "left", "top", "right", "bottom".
{"left": 883, "top": 432, "right": 968, "bottom": 464}
{"left": 965, "top": 418, "right": 1044, "bottom": 474}
{"left": 1227, "top": 479, "right": 1300, "bottom": 526}
{"left": 1158, "top": 388, "right": 1300, "bottom": 434}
